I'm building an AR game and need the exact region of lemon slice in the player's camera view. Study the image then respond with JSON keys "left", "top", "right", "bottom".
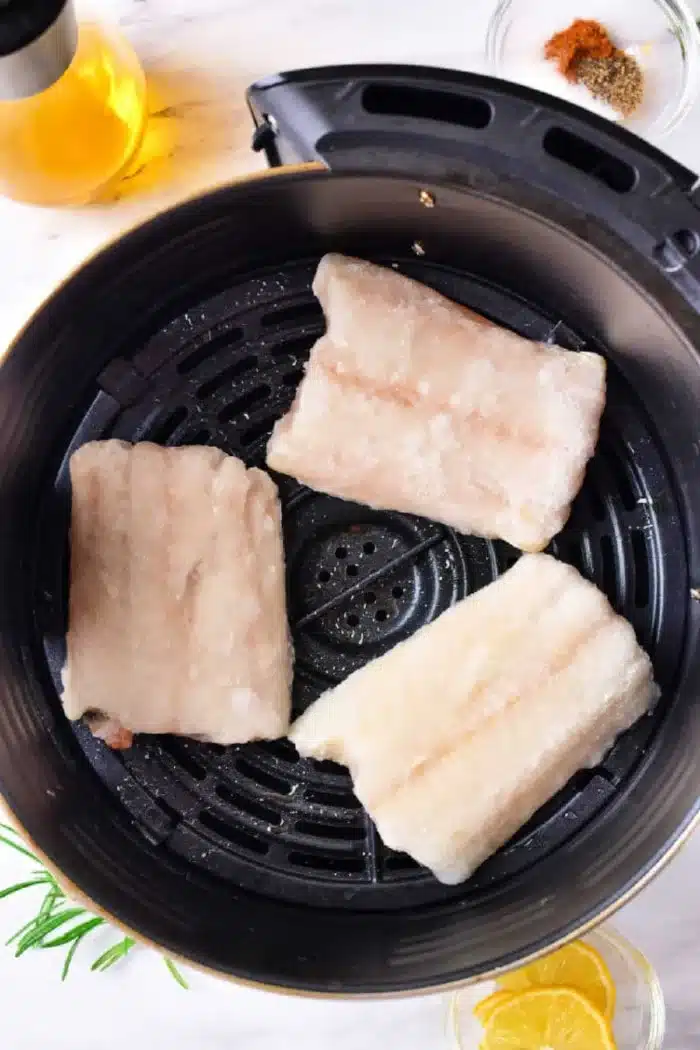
{"left": 496, "top": 940, "right": 616, "bottom": 1019}
{"left": 481, "top": 986, "right": 616, "bottom": 1050}
{"left": 473, "top": 990, "right": 515, "bottom": 1025}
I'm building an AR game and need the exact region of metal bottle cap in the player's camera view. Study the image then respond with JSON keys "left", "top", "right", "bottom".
{"left": 0, "top": 0, "right": 78, "bottom": 100}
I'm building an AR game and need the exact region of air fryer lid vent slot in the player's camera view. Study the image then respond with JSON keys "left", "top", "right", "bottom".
{"left": 362, "top": 82, "right": 493, "bottom": 129}
{"left": 543, "top": 127, "right": 638, "bottom": 194}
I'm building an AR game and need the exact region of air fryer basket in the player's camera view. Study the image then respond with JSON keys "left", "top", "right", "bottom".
{"left": 1, "top": 67, "right": 700, "bottom": 994}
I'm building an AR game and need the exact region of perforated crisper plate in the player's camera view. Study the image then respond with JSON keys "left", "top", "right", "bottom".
{"left": 36, "top": 258, "right": 686, "bottom": 910}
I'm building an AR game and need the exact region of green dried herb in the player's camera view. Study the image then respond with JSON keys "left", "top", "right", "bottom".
{"left": 0, "top": 823, "right": 188, "bottom": 985}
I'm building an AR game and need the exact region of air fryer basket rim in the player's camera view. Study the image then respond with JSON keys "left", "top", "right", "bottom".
{"left": 6, "top": 810, "right": 700, "bottom": 1001}
{"left": 1, "top": 158, "right": 700, "bottom": 995}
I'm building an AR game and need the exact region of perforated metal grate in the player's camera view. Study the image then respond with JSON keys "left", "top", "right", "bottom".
{"left": 38, "top": 258, "right": 686, "bottom": 909}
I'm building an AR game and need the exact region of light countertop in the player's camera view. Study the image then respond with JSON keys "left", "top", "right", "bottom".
{"left": 1, "top": 1, "right": 699, "bottom": 1047}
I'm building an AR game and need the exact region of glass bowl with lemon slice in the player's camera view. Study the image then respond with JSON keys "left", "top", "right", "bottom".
{"left": 448, "top": 926, "right": 665, "bottom": 1050}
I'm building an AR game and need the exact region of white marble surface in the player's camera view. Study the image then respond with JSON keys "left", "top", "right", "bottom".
{"left": 1, "top": 0, "right": 700, "bottom": 1047}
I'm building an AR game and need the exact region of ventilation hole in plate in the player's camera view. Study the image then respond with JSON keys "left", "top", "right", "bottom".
{"left": 363, "top": 541, "right": 376, "bottom": 554}
{"left": 392, "top": 586, "right": 404, "bottom": 598}
{"left": 346, "top": 564, "right": 359, "bottom": 577}
{"left": 304, "top": 788, "right": 363, "bottom": 810}
{"left": 287, "top": 851, "right": 365, "bottom": 873}
{"left": 261, "top": 300, "right": 324, "bottom": 328}
{"left": 151, "top": 406, "right": 187, "bottom": 443}
{"left": 375, "top": 609, "right": 389, "bottom": 622}
{"left": 570, "top": 544, "right": 587, "bottom": 576}
{"left": 335, "top": 546, "right": 347, "bottom": 559}
{"left": 198, "top": 809, "right": 269, "bottom": 854}
{"left": 235, "top": 757, "right": 294, "bottom": 795}
{"left": 608, "top": 453, "right": 638, "bottom": 511}
{"left": 218, "top": 383, "right": 271, "bottom": 423}
{"left": 318, "top": 569, "right": 331, "bottom": 583}
{"left": 283, "top": 368, "right": 305, "bottom": 386}
{"left": 501, "top": 548, "right": 520, "bottom": 571}
{"left": 600, "top": 534, "right": 618, "bottom": 604}
{"left": 239, "top": 415, "right": 278, "bottom": 447}
{"left": 631, "top": 530, "right": 650, "bottom": 608}
{"left": 183, "top": 428, "right": 211, "bottom": 445}
{"left": 177, "top": 326, "right": 244, "bottom": 374}
{"left": 312, "top": 758, "right": 347, "bottom": 775}
{"left": 197, "top": 355, "right": 258, "bottom": 399}
{"left": 295, "top": 819, "right": 366, "bottom": 842}
{"left": 264, "top": 739, "right": 300, "bottom": 763}
{"left": 156, "top": 797, "right": 183, "bottom": 825}
{"left": 268, "top": 334, "right": 319, "bottom": 359}
{"left": 160, "top": 739, "right": 208, "bottom": 780}
{"left": 587, "top": 483, "right": 607, "bottom": 523}
{"left": 364, "top": 591, "right": 376, "bottom": 604}
{"left": 384, "top": 851, "right": 420, "bottom": 872}
{"left": 215, "top": 784, "right": 283, "bottom": 825}
{"left": 556, "top": 537, "right": 585, "bottom": 575}
{"left": 346, "top": 613, "right": 359, "bottom": 627}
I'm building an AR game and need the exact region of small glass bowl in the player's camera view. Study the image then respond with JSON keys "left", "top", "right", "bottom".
{"left": 485, "top": 0, "right": 700, "bottom": 139}
{"left": 447, "top": 926, "right": 665, "bottom": 1050}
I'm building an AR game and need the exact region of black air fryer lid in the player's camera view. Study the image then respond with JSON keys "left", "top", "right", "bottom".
{"left": 1, "top": 65, "right": 700, "bottom": 994}
{"left": 247, "top": 64, "right": 700, "bottom": 280}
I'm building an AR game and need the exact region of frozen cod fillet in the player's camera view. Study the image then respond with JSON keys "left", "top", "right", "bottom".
{"left": 290, "top": 554, "right": 658, "bottom": 884}
{"left": 267, "top": 254, "right": 606, "bottom": 552}
{"left": 61, "top": 440, "right": 292, "bottom": 748}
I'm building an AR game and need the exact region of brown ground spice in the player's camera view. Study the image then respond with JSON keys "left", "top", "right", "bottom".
{"left": 577, "top": 53, "right": 644, "bottom": 117}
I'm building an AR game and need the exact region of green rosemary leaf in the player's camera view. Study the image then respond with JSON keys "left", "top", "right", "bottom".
{"left": 36, "top": 886, "right": 61, "bottom": 924}
{"left": 31, "top": 868, "right": 63, "bottom": 886}
{"left": 61, "top": 935, "right": 82, "bottom": 981}
{"left": 42, "top": 916, "right": 105, "bottom": 949}
{"left": 6, "top": 916, "right": 38, "bottom": 948}
{"left": 8, "top": 885, "right": 65, "bottom": 947}
{"left": 15, "top": 907, "right": 87, "bottom": 957}
{"left": 0, "top": 831, "right": 40, "bottom": 864}
{"left": 91, "top": 936, "right": 136, "bottom": 972}
{"left": 0, "top": 827, "right": 185, "bottom": 984}
{"left": 0, "top": 822, "right": 23, "bottom": 835}
{"left": 164, "top": 957, "right": 189, "bottom": 989}
{"left": 0, "top": 876, "right": 52, "bottom": 900}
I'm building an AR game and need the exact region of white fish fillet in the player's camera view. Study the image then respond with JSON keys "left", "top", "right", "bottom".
{"left": 267, "top": 254, "right": 607, "bottom": 552}
{"left": 61, "top": 440, "right": 292, "bottom": 747}
{"left": 290, "top": 554, "right": 657, "bottom": 884}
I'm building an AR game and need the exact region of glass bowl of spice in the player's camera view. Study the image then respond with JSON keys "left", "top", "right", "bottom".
{"left": 485, "top": 0, "right": 700, "bottom": 139}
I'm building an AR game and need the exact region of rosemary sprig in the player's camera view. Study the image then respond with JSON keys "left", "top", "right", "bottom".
{"left": 91, "top": 936, "right": 136, "bottom": 972}
{"left": 0, "top": 823, "right": 187, "bottom": 986}
{"left": 165, "top": 955, "right": 190, "bottom": 988}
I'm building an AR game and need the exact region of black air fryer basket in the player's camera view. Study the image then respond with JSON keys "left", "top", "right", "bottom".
{"left": 0, "top": 66, "right": 699, "bottom": 995}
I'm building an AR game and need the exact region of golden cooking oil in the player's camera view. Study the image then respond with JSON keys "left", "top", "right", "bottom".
{"left": 0, "top": 2, "right": 147, "bottom": 206}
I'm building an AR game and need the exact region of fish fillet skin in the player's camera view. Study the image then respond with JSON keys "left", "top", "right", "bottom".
{"left": 61, "top": 440, "right": 293, "bottom": 747}
{"left": 266, "top": 254, "right": 606, "bottom": 552}
{"left": 290, "top": 554, "right": 658, "bottom": 884}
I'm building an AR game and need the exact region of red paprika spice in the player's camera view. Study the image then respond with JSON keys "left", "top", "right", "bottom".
{"left": 544, "top": 19, "right": 616, "bottom": 82}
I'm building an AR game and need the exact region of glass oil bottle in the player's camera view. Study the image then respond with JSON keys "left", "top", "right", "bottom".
{"left": 0, "top": 0, "right": 147, "bottom": 205}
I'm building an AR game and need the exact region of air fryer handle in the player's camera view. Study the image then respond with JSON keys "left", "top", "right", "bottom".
{"left": 247, "top": 66, "right": 700, "bottom": 295}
